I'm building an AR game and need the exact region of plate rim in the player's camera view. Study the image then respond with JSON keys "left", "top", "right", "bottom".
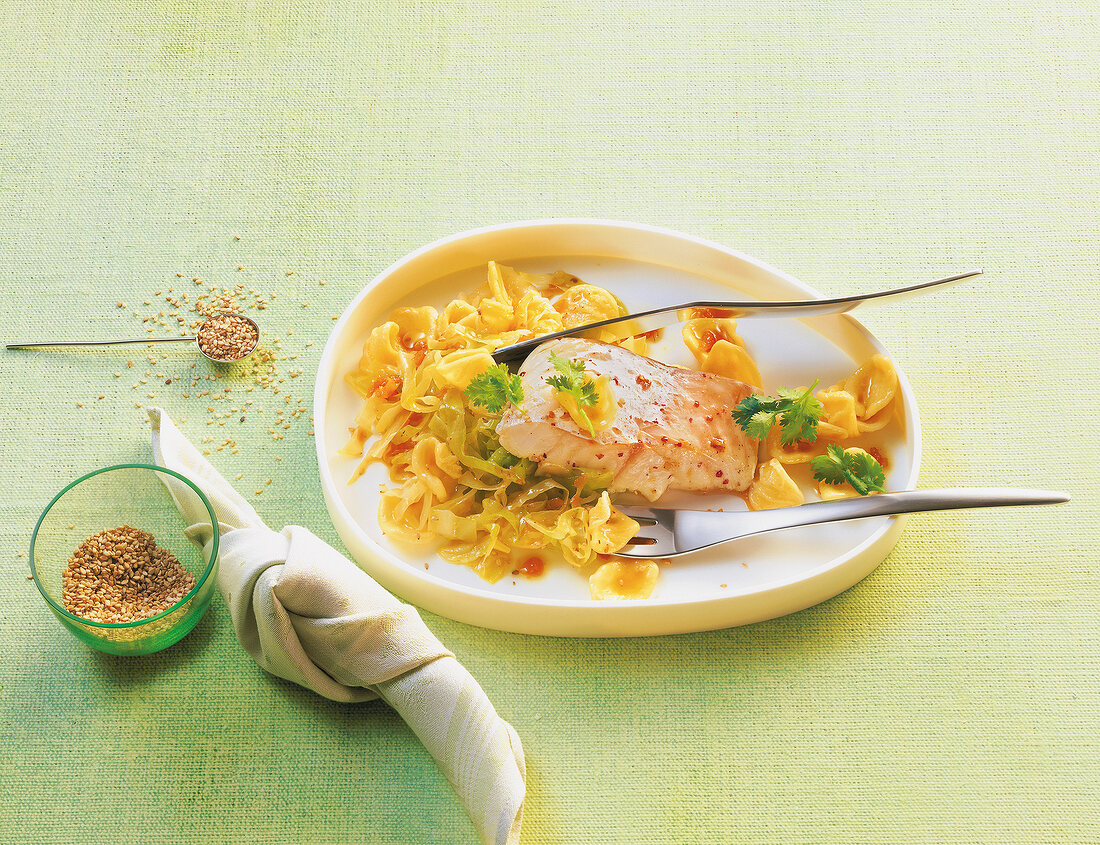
{"left": 314, "top": 218, "right": 922, "bottom": 635}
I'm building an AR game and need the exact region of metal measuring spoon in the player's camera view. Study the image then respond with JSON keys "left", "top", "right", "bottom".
{"left": 6, "top": 313, "right": 261, "bottom": 363}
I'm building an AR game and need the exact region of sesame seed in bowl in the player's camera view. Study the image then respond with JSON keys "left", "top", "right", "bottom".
{"left": 28, "top": 465, "right": 219, "bottom": 655}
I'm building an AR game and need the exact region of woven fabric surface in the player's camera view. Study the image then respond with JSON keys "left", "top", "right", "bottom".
{"left": 0, "top": 1, "right": 1096, "bottom": 843}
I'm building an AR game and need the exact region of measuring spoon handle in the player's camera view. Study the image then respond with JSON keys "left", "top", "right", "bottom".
{"left": 6, "top": 337, "right": 197, "bottom": 349}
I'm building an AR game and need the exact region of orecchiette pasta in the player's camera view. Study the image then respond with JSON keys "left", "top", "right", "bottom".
{"left": 682, "top": 318, "right": 763, "bottom": 388}
{"left": 747, "top": 459, "right": 805, "bottom": 511}
{"left": 589, "top": 559, "right": 660, "bottom": 600}
{"left": 823, "top": 354, "right": 898, "bottom": 434}
{"left": 767, "top": 357, "right": 900, "bottom": 473}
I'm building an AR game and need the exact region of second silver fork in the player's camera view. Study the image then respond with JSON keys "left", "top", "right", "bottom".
{"left": 491, "top": 269, "right": 983, "bottom": 365}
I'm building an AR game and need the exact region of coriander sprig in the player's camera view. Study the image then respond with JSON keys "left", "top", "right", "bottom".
{"left": 732, "top": 381, "right": 823, "bottom": 445}
{"left": 464, "top": 363, "right": 524, "bottom": 413}
{"left": 810, "top": 444, "right": 887, "bottom": 496}
{"left": 546, "top": 352, "right": 598, "bottom": 436}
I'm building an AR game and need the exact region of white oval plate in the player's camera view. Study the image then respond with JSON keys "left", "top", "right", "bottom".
{"left": 314, "top": 220, "right": 921, "bottom": 637}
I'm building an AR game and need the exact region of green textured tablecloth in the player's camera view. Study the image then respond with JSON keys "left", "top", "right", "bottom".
{"left": 2, "top": 2, "right": 1096, "bottom": 843}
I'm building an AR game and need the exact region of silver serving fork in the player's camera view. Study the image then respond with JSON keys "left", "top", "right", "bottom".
{"left": 491, "top": 269, "right": 982, "bottom": 365}
{"left": 615, "top": 488, "right": 1069, "bottom": 558}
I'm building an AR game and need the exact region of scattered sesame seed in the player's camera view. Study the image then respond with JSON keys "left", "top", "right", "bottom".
{"left": 122, "top": 264, "right": 311, "bottom": 458}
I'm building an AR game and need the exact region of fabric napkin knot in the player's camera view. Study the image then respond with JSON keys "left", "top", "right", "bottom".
{"left": 148, "top": 407, "right": 525, "bottom": 845}
{"left": 218, "top": 525, "right": 454, "bottom": 699}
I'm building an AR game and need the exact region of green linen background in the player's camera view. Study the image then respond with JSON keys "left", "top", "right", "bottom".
{"left": 1, "top": 1, "right": 1096, "bottom": 843}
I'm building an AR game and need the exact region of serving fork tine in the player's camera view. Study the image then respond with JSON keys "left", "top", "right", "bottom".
{"left": 491, "top": 269, "right": 982, "bottom": 365}
{"left": 615, "top": 488, "right": 1069, "bottom": 558}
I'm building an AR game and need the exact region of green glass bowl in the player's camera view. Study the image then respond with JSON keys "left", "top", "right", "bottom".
{"left": 29, "top": 464, "right": 219, "bottom": 655}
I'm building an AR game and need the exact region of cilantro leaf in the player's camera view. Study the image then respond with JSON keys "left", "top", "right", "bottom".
{"left": 464, "top": 363, "right": 524, "bottom": 413}
{"left": 731, "top": 381, "right": 823, "bottom": 445}
{"left": 808, "top": 444, "right": 849, "bottom": 486}
{"left": 548, "top": 351, "right": 589, "bottom": 384}
{"left": 775, "top": 384, "right": 824, "bottom": 444}
{"left": 546, "top": 352, "right": 598, "bottom": 435}
{"left": 810, "top": 444, "right": 887, "bottom": 496}
{"left": 546, "top": 374, "right": 598, "bottom": 406}
{"left": 732, "top": 395, "right": 774, "bottom": 440}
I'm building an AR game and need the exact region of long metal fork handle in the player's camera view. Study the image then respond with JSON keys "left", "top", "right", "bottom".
{"left": 621, "top": 488, "right": 1069, "bottom": 558}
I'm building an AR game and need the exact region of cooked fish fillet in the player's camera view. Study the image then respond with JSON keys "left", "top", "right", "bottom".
{"left": 497, "top": 338, "right": 759, "bottom": 501}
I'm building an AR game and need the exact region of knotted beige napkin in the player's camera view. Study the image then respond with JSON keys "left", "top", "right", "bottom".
{"left": 147, "top": 407, "right": 526, "bottom": 845}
